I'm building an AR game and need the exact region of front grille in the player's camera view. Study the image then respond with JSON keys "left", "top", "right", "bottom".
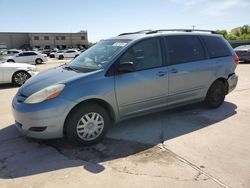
{"left": 236, "top": 50, "right": 248, "bottom": 55}
{"left": 16, "top": 92, "right": 28, "bottom": 103}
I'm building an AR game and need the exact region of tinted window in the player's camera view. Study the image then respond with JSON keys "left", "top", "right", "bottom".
{"left": 165, "top": 35, "right": 205, "bottom": 65}
{"left": 18, "top": 53, "right": 25, "bottom": 56}
{"left": 29, "top": 52, "right": 37, "bottom": 56}
{"left": 119, "top": 38, "right": 162, "bottom": 71}
{"left": 202, "top": 36, "right": 231, "bottom": 58}
{"left": 67, "top": 50, "right": 75, "bottom": 53}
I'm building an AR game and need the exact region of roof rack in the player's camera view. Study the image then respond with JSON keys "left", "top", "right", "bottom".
{"left": 146, "top": 29, "right": 218, "bottom": 34}
{"left": 118, "top": 30, "right": 152, "bottom": 36}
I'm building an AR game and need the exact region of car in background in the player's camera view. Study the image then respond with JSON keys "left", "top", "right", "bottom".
{"left": 49, "top": 49, "right": 59, "bottom": 58}
{"left": 0, "top": 60, "right": 38, "bottom": 86}
{"left": 6, "top": 51, "right": 48, "bottom": 64}
{"left": 234, "top": 45, "right": 250, "bottom": 62}
{"left": 12, "top": 29, "right": 238, "bottom": 145}
{"left": 55, "top": 49, "right": 80, "bottom": 60}
{"left": 7, "top": 49, "right": 23, "bottom": 55}
{"left": 41, "top": 49, "right": 52, "bottom": 57}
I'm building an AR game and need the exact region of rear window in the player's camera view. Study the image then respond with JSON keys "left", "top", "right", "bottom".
{"left": 202, "top": 36, "right": 231, "bottom": 58}
{"left": 165, "top": 35, "right": 205, "bottom": 65}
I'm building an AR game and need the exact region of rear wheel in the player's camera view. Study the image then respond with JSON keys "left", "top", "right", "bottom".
{"left": 7, "top": 59, "right": 15, "bottom": 63}
{"left": 58, "top": 55, "right": 64, "bottom": 60}
{"left": 12, "top": 71, "right": 31, "bottom": 86}
{"left": 204, "top": 80, "right": 226, "bottom": 108}
{"left": 65, "top": 103, "right": 110, "bottom": 145}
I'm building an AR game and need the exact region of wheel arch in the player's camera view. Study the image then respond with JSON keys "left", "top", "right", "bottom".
{"left": 7, "top": 59, "right": 15, "bottom": 62}
{"left": 63, "top": 98, "right": 116, "bottom": 135}
{"left": 11, "top": 70, "right": 31, "bottom": 83}
{"left": 209, "top": 77, "right": 229, "bottom": 95}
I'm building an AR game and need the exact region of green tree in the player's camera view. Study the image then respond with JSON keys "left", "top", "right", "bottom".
{"left": 217, "top": 25, "right": 250, "bottom": 40}
{"left": 216, "top": 29, "right": 228, "bottom": 38}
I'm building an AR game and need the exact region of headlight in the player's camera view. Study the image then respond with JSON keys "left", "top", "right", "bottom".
{"left": 24, "top": 84, "right": 65, "bottom": 104}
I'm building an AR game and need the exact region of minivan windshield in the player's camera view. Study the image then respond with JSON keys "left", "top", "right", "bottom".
{"left": 69, "top": 39, "right": 130, "bottom": 70}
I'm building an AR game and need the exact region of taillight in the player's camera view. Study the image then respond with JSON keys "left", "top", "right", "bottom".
{"left": 234, "top": 54, "right": 239, "bottom": 64}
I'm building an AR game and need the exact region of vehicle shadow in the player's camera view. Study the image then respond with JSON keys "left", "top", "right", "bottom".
{"left": 239, "top": 61, "right": 250, "bottom": 64}
{"left": 0, "top": 83, "right": 18, "bottom": 90}
{"left": 0, "top": 101, "right": 237, "bottom": 179}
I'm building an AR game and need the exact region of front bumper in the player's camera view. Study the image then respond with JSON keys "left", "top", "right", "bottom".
{"left": 28, "top": 71, "right": 38, "bottom": 77}
{"left": 227, "top": 73, "right": 238, "bottom": 93}
{"left": 12, "top": 95, "right": 76, "bottom": 139}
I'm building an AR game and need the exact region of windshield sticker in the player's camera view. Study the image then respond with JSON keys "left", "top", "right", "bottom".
{"left": 112, "top": 42, "right": 127, "bottom": 47}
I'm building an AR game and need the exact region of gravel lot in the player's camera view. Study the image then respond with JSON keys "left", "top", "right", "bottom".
{"left": 0, "top": 59, "right": 250, "bottom": 188}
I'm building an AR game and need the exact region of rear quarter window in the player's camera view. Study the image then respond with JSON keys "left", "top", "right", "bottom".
{"left": 202, "top": 36, "right": 231, "bottom": 58}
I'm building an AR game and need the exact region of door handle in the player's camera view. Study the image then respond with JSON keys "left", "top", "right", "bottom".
{"left": 157, "top": 71, "right": 167, "bottom": 77}
{"left": 170, "top": 68, "right": 178, "bottom": 74}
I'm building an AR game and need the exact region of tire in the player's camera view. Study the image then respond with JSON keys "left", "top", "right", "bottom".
{"left": 65, "top": 103, "right": 110, "bottom": 145}
{"left": 35, "top": 58, "right": 43, "bottom": 64}
{"left": 58, "top": 55, "right": 64, "bottom": 60}
{"left": 7, "top": 59, "right": 15, "bottom": 63}
{"left": 204, "top": 80, "right": 226, "bottom": 109}
{"left": 12, "top": 71, "right": 31, "bottom": 86}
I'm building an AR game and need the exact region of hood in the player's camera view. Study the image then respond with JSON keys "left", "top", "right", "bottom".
{"left": 19, "top": 65, "right": 97, "bottom": 96}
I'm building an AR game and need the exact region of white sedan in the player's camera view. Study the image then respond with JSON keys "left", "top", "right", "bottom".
{"left": 0, "top": 61, "right": 38, "bottom": 86}
{"left": 55, "top": 49, "right": 80, "bottom": 60}
{"left": 6, "top": 51, "right": 48, "bottom": 64}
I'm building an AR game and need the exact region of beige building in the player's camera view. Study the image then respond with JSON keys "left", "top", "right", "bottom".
{"left": 0, "top": 31, "right": 88, "bottom": 49}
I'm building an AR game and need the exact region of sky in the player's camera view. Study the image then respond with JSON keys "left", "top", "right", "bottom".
{"left": 0, "top": 0, "right": 249, "bottom": 42}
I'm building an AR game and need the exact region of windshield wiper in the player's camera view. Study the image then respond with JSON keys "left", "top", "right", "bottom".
{"left": 63, "top": 66, "right": 80, "bottom": 72}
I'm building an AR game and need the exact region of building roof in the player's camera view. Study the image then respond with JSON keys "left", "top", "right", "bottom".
{"left": 0, "top": 31, "right": 87, "bottom": 34}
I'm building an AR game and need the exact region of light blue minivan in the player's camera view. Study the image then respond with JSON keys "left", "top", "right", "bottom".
{"left": 12, "top": 29, "right": 239, "bottom": 145}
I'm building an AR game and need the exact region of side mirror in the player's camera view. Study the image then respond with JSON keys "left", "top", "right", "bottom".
{"left": 118, "top": 62, "right": 135, "bottom": 73}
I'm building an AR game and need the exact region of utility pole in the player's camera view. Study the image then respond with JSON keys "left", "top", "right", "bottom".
{"left": 191, "top": 25, "right": 196, "bottom": 30}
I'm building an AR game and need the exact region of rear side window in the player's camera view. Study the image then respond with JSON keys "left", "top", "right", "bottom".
{"left": 202, "top": 36, "right": 231, "bottom": 58}
{"left": 165, "top": 35, "right": 205, "bottom": 65}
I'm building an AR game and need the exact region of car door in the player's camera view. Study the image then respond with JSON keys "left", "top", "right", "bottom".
{"left": 15, "top": 52, "right": 27, "bottom": 63}
{"left": 114, "top": 37, "right": 169, "bottom": 117}
{"left": 0, "top": 62, "right": 13, "bottom": 82}
{"left": 65, "top": 50, "right": 73, "bottom": 58}
{"left": 0, "top": 62, "right": 4, "bottom": 82}
{"left": 165, "top": 35, "right": 212, "bottom": 105}
{"left": 28, "top": 52, "right": 38, "bottom": 63}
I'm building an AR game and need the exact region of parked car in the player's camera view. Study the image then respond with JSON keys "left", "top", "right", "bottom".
{"left": 12, "top": 29, "right": 239, "bottom": 145}
{"left": 6, "top": 51, "right": 48, "bottom": 64}
{"left": 7, "top": 49, "right": 23, "bottom": 55}
{"left": 55, "top": 49, "right": 80, "bottom": 60}
{"left": 234, "top": 45, "right": 250, "bottom": 62}
{"left": 41, "top": 49, "right": 52, "bottom": 57}
{"left": 49, "top": 49, "right": 59, "bottom": 58}
{"left": 0, "top": 60, "right": 38, "bottom": 86}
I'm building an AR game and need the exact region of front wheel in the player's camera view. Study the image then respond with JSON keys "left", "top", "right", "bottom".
{"left": 7, "top": 59, "right": 15, "bottom": 63}
{"left": 12, "top": 71, "right": 31, "bottom": 86}
{"left": 204, "top": 80, "right": 226, "bottom": 108}
{"left": 65, "top": 103, "right": 110, "bottom": 145}
{"left": 35, "top": 58, "right": 43, "bottom": 64}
